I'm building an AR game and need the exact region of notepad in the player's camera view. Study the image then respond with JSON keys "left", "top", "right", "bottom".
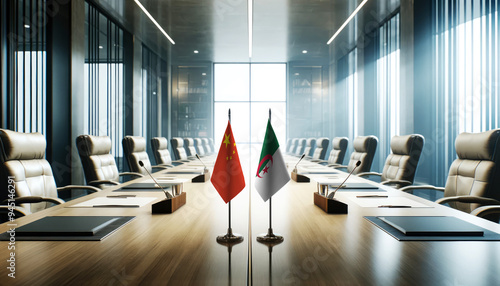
{"left": 121, "top": 182, "right": 174, "bottom": 189}
{"left": 330, "top": 182, "right": 379, "bottom": 189}
{"left": 15, "top": 216, "right": 120, "bottom": 236}
{"left": 378, "top": 216, "right": 485, "bottom": 236}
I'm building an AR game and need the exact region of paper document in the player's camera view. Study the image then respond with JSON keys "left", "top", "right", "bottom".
{"left": 348, "top": 196, "right": 432, "bottom": 208}
{"left": 69, "top": 197, "right": 157, "bottom": 208}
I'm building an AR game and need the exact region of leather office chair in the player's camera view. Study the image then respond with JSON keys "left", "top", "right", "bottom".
{"left": 319, "top": 137, "right": 348, "bottom": 166}
{"left": 286, "top": 139, "right": 292, "bottom": 154}
{"left": 184, "top": 138, "right": 197, "bottom": 157}
{"left": 358, "top": 134, "right": 424, "bottom": 188}
{"left": 333, "top": 136, "right": 378, "bottom": 175}
{"left": 0, "top": 129, "right": 99, "bottom": 218}
{"left": 289, "top": 138, "right": 298, "bottom": 155}
{"left": 295, "top": 138, "right": 306, "bottom": 156}
{"left": 194, "top": 138, "right": 205, "bottom": 156}
{"left": 170, "top": 137, "right": 190, "bottom": 161}
{"left": 151, "top": 137, "right": 180, "bottom": 167}
{"left": 76, "top": 135, "right": 143, "bottom": 188}
{"left": 401, "top": 129, "right": 500, "bottom": 219}
{"left": 303, "top": 138, "right": 316, "bottom": 158}
{"left": 123, "top": 136, "right": 169, "bottom": 176}
{"left": 202, "top": 138, "right": 212, "bottom": 155}
{"left": 208, "top": 138, "right": 215, "bottom": 154}
{"left": 310, "top": 138, "right": 330, "bottom": 160}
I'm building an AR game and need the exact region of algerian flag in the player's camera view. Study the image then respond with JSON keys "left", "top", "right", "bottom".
{"left": 255, "top": 120, "right": 290, "bottom": 202}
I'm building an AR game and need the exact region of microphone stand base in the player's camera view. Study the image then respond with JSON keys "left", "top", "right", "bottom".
{"left": 216, "top": 232, "right": 244, "bottom": 244}
{"left": 152, "top": 192, "right": 186, "bottom": 214}
{"left": 314, "top": 192, "right": 348, "bottom": 214}
{"left": 192, "top": 169, "right": 210, "bottom": 183}
{"left": 291, "top": 170, "right": 310, "bottom": 183}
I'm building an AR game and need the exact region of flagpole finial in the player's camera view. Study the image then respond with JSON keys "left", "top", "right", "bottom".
{"left": 228, "top": 109, "right": 231, "bottom": 123}
{"left": 269, "top": 108, "right": 271, "bottom": 120}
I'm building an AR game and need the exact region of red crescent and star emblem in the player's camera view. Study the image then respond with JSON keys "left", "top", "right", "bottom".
{"left": 256, "top": 154, "right": 273, "bottom": 178}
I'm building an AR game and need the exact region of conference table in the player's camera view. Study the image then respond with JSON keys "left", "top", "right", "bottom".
{"left": 1, "top": 154, "right": 500, "bottom": 285}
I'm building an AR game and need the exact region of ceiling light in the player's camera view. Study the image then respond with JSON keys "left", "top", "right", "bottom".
{"left": 134, "top": 0, "right": 175, "bottom": 45}
{"left": 302, "top": 50, "right": 308, "bottom": 54}
{"left": 294, "top": 73, "right": 300, "bottom": 76}
{"left": 248, "top": 0, "right": 253, "bottom": 59}
{"left": 327, "top": 0, "right": 369, "bottom": 45}
{"left": 202, "top": 73, "right": 207, "bottom": 76}
{"left": 24, "top": 24, "right": 30, "bottom": 29}
{"left": 99, "top": 45, "right": 103, "bottom": 49}
{"left": 194, "top": 50, "right": 199, "bottom": 54}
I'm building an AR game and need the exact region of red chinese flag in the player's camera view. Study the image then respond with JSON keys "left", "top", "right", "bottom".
{"left": 211, "top": 121, "right": 246, "bottom": 203}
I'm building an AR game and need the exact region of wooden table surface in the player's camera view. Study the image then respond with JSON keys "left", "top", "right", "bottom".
{"left": 1, "top": 155, "right": 500, "bottom": 285}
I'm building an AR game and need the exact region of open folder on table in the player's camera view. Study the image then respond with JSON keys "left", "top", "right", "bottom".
{"left": 69, "top": 197, "right": 157, "bottom": 208}
{"left": 378, "top": 216, "right": 485, "bottom": 236}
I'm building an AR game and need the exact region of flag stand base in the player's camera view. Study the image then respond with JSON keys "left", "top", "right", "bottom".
{"left": 217, "top": 228, "right": 244, "bottom": 244}
{"left": 257, "top": 228, "right": 284, "bottom": 244}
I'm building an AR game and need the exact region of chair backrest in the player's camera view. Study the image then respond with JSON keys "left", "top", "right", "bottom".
{"left": 184, "top": 138, "right": 197, "bottom": 157}
{"left": 295, "top": 138, "right": 306, "bottom": 156}
{"left": 347, "top": 136, "right": 378, "bottom": 174}
{"left": 76, "top": 135, "right": 120, "bottom": 184}
{"left": 286, "top": 139, "right": 292, "bottom": 153}
{"left": 122, "top": 136, "right": 152, "bottom": 175}
{"left": 381, "top": 134, "right": 425, "bottom": 184}
{"left": 170, "top": 137, "right": 188, "bottom": 160}
{"left": 194, "top": 138, "right": 205, "bottom": 156}
{"left": 151, "top": 137, "right": 173, "bottom": 165}
{"left": 202, "top": 138, "right": 211, "bottom": 154}
{"left": 0, "top": 129, "right": 58, "bottom": 214}
{"left": 444, "top": 129, "right": 500, "bottom": 213}
{"left": 328, "top": 137, "right": 348, "bottom": 165}
{"left": 290, "top": 138, "right": 299, "bottom": 154}
{"left": 303, "top": 138, "right": 316, "bottom": 157}
{"left": 209, "top": 138, "right": 215, "bottom": 153}
{"left": 312, "top": 138, "right": 330, "bottom": 160}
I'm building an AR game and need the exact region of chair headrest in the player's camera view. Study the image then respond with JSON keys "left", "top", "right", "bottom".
{"left": 202, "top": 138, "right": 209, "bottom": 145}
{"left": 185, "top": 138, "right": 194, "bottom": 146}
{"left": 305, "top": 138, "right": 315, "bottom": 147}
{"left": 76, "top": 135, "right": 112, "bottom": 156}
{"left": 195, "top": 138, "right": 202, "bottom": 144}
{"left": 455, "top": 129, "right": 500, "bottom": 160}
{"left": 0, "top": 129, "right": 46, "bottom": 161}
{"left": 152, "top": 137, "right": 168, "bottom": 149}
{"left": 391, "top": 134, "right": 424, "bottom": 155}
{"left": 172, "top": 137, "right": 184, "bottom": 147}
{"left": 316, "top": 138, "right": 329, "bottom": 149}
{"left": 123, "top": 136, "right": 146, "bottom": 152}
{"left": 353, "top": 136, "right": 378, "bottom": 152}
{"left": 332, "top": 137, "right": 348, "bottom": 150}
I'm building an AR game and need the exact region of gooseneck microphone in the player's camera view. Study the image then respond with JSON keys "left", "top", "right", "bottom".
{"left": 195, "top": 154, "right": 208, "bottom": 172}
{"left": 139, "top": 160, "right": 173, "bottom": 199}
{"left": 293, "top": 154, "right": 306, "bottom": 173}
{"left": 327, "top": 160, "right": 361, "bottom": 199}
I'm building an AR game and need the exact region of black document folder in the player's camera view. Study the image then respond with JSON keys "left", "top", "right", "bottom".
{"left": 378, "top": 216, "right": 484, "bottom": 236}
{"left": 331, "top": 182, "right": 379, "bottom": 189}
{"left": 0, "top": 216, "right": 135, "bottom": 241}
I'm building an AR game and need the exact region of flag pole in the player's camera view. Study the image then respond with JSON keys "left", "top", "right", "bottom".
{"left": 217, "top": 108, "right": 244, "bottom": 244}
{"left": 257, "top": 109, "right": 284, "bottom": 244}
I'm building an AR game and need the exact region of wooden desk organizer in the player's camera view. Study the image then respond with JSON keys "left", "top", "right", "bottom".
{"left": 192, "top": 169, "right": 210, "bottom": 183}
{"left": 152, "top": 192, "right": 186, "bottom": 214}
{"left": 291, "top": 170, "right": 310, "bottom": 183}
{"left": 314, "top": 192, "right": 348, "bottom": 214}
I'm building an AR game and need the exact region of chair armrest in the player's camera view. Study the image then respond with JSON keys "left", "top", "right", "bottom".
{"left": 171, "top": 161, "right": 186, "bottom": 165}
{"left": 471, "top": 205, "right": 500, "bottom": 218}
{"left": 0, "top": 205, "right": 29, "bottom": 217}
{"left": 436, "top": 196, "right": 500, "bottom": 206}
{"left": 399, "top": 185, "right": 445, "bottom": 193}
{"left": 88, "top": 179, "right": 120, "bottom": 188}
{"left": 158, "top": 164, "right": 175, "bottom": 168}
{"left": 152, "top": 165, "right": 170, "bottom": 171}
{"left": 119, "top": 172, "right": 144, "bottom": 178}
{"left": 4, "top": 196, "right": 65, "bottom": 205}
{"left": 380, "top": 179, "right": 413, "bottom": 188}
{"left": 357, "top": 172, "right": 382, "bottom": 178}
{"left": 57, "top": 185, "right": 101, "bottom": 193}
{"left": 331, "top": 165, "right": 347, "bottom": 169}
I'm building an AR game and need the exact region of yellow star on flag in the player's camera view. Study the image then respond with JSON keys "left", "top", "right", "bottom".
{"left": 223, "top": 134, "right": 231, "bottom": 148}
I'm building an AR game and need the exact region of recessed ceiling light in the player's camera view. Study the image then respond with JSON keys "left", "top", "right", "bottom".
{"left": 294, "top": 73, "right": 300, "bottom": 76}
{"left": 327, "top": 0, "right": 368, "bottom": 45}
{"left": 302, "top": 50, "right": 308, "bottom": 54}
{"left": 134, "top": 0, "right": 175, "bottom": 45}
{"left": 202, "top": 73, "right": 207, "bottom": 76}
{"left": 194, "top": 50, "right": 199, "bottom": 54}
{"left": 98, "top": 45, "right": 103, "bottom": 49}
{"left": 24, "top": 24, "right": 30, "bottom": 29}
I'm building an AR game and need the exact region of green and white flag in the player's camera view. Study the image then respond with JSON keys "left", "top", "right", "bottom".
{"left": 255, "top": 120, "right": 290, "bottom": 202}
